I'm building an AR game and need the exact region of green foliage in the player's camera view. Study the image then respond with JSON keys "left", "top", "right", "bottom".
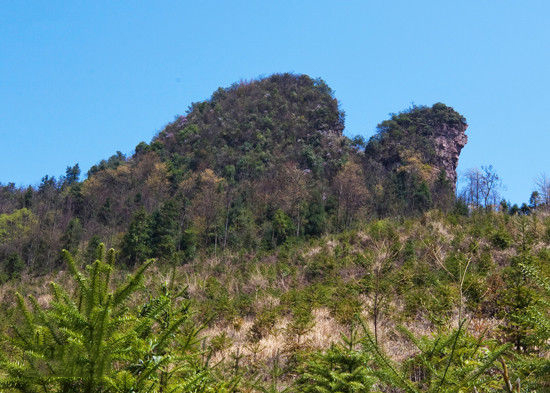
{"left": 120, "top": 209, "right": 151, "bottom": 266}
{"left": 249, "top": 307, "right": 278, "bottom": 342}
{"left": 515, "top": 262, "right": 550, "bottom": 389}
{"left": 272, "top": 209, "right": 294, "bottom": 245}
{"left": 304, "top": 194, "right": 327, "bottom": 237}
{"left": 491, "top": 228, "right": 512, "bottom": 249}
{"left": 0, "top": 205, "right": 549, "bottom": 391}
{"left": 6, "top": 73, "right": 550, "bottom": 391}
{"left": 297, "top": 328, "right": 375, "bottom": 393}
{"left": 298, "top": 318, "right": 511, "bottom": 393}
{"left": 0, "top": 246, "right": 220, "bottom": 392}
{"left": 61, "top": 217, "right": 83, "bottom": 255}
{"left": 365, "top": 103, "right": 466, "bottom": 215}
{"left": 0, "top": 208, "right": 36, "bottom": 243}
{"left": 85, "top": 235, "right": 102, "bottom": 264}
{"left": 362, "top": 320, "right": 510, "bottom": 393}
{"left": 0, "top": 74, "right": 474, "bottom": 269}
{"left": 87, "top": 151, "right": 126, "bottom": 177}
{"left": 179, "top": 227, "right": 198, "bottom": 261}
{"left": 412, "top": 180, "right": 433, "bottom": 213}
{"left": 64, "top": 163, "right": 81, "bottom": 186}
{"left": 156, "top": 73, "right": 346, "bottom": 181}
{"left": 0, "top": 253, "right": 24, "bottom": 282}
{"left": 499, "top": 241, "right": 540, "bottom": 353}
{"left": 149, "top": 200, "right": 179, "bottom": 260}
{"left": 452, "top": 198, "right": 469, "bottom": 217}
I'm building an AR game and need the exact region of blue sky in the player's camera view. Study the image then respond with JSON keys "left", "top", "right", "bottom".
{"left": 1, "top": 1, "right": 548, "bottom": 203}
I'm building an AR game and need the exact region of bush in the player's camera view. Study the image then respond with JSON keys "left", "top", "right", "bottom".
{"left": 249, "top": 307, "right": 278, "bottom": 341}
{"left": 297, "top": 328, "right": 375, "bottom": 393}
{"left": 491, "top": 229, "right": 512, "bottom": 249}
{"left": 2, "top": 253, "right": 24, "bottom": 280}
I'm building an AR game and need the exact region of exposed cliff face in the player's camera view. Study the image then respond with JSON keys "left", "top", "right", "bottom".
{"left": 365, "top": 103, "right": 468, "bottom": 192}
{"left": 433, "top": 122, "right": 468, "bottom": 188}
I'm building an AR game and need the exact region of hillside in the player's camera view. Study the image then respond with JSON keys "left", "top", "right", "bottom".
{"left": 0, "top": 74, "right": 468, "bottom": 272}
{"left": 1, "top": 211, "right": 549, "bottom": 391}
{"left": 1, "top": 73, "right": 548, "bottom": 392}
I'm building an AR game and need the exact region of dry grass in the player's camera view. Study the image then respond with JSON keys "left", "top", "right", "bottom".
{"left": 303, "top": 246, "right": 321, "bottom": 258}
{"left": 202, "top": 302, "right": 504, "bottom": 369}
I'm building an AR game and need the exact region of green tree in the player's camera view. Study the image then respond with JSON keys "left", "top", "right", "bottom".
{"left": 272, "top": 209, "right": 294, "bottom": 245}
{"left": 304, "top": 192, "right": 327, "bottom": 236}
{"left": 0, "top": 208, "right": 37, "bottom": 244}
{"left": 179, "top": 227, "right": 198, "bottom": 262}
{"left": 1, "top": 252, "right": 25, "bottom": 281}
{"left": 362, "top": 320, "right": 510, "bottom": 393}
{"left": 60, "top": 218, "right": 83, "bottom": 255}
{"left": 529, "top": 191, "right": 541, "bottom": 210}
{"left": 85, "top": 235, "right": 102, "bottom": 264}
{"left": 432, "top": 170, "right": 454, "bottom": 211}
{"left": 517, "top": 262, "right": 550, "bottom": 390}
{"left": 412, "top": 180, "right": 432, "bottom": 212}
{"left": 120, "top": 209, "right": 151, "bottom": 266}
{"left": 149, "top": 201, "right": 179, "bottom": 260}
{"left": 499, "top": 219, "right": 539, "bottom": 353}
{"left": 0, "top": 245, "right": 217, "bottom": 392}
{"left": 64, "top": 164, "right": 81, "bottom": 186}
{"left": 298, "top": 327, "right": 375, "bottom": 393}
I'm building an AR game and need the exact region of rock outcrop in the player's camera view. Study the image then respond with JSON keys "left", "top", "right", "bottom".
{"left": 365, "top": 102, "right": 468, "bottom": 192}
{"left": 433, "top": 122, "right": 468, "bottom": 189}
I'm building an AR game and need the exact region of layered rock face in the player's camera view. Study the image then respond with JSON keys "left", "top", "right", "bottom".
{"left": 433, "top": 122, "right": 468, "bottom": 189}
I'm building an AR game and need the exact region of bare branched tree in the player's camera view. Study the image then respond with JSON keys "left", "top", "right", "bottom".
{"left": 535, "top": 173, "right": 550, "bottom": 207}
{"left": 460, "top": 165, "right": 501, "bottom": 209}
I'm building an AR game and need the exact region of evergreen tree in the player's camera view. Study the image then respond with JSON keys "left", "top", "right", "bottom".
{"left": 304, "top": 194, "right": 327, "bottom": 236}
{"left": 298, "top": 327, "right": 375, "bottom": 393}
{"left": 64, "top": 163, "right": 81, "bottom": 186}
{"left": 0, "top": 245, "right": 219, "bottom": 392}
{"left": 22, "top": 187, "right": 33, "bottom": 209}
{"left": 179, "top": 227, "right": 198, "bottom": 262}
{"left": 120, "top": 209, "right": 151, "bottom": 266}
{"left": 149, "top": 201, "right": 179, "bottom": 260}
{"left": 410, "top": 179, "right": 432, "bottom": 213}
{"left": 272, "top": 209, "right": 294, "bottom": 245}
{"left": 432, "top": 170, "right": 454, "bottom": 211}
{"left": 1, "top": 252, "right": 24, "bottom": 281}
{"left": 516, "top": 262, "right": 550, "bottom": 389}
{"left": 499, "top": 218, "right": 539, "bottom": 353}
{"left": 60, "top": 217, "right": 83, "bottom": 255}
{"left": 85, "top": 235, "right": 102, "bottom": 264}
{"left": 361, "top": 320, "right": 510, "bottom": 393}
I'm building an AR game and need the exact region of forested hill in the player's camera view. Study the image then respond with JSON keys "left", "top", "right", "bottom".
{"left": 149, "top": 73, "right": 348, "bottom": 180}
{"left": 0, "top": 73, "right": 467, "bottom": 273}
{"left": 2, "top": 74, "right": 550, "bottom": 392}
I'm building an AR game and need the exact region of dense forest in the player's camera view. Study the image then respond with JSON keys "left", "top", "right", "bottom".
{"left": 0, "top": 74, "right": 548, "bottom": 392}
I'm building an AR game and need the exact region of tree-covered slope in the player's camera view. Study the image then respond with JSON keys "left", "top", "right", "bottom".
{"left": 150, "top": 73, "right": 348, "bottom": 181}
{"left": 0, "top": 73, "right": 470, "bottom": 274}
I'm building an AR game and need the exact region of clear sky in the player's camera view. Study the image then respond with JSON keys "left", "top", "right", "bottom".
{"left": 1, "top": 1, "right": 548, "bottom": 203}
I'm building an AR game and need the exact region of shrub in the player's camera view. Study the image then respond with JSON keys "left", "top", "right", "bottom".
{"left": 297, "top": 328, "right": 375, "bottom": 393}
{"left": 491, "top": 229, "right": 512, "bottom": 250}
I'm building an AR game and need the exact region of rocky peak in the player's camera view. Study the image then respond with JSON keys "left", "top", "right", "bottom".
{"left": 364, "top": 103, "right": 468, "bottom": 193}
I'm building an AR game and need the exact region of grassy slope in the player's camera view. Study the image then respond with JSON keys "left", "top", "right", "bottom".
{"left": 2, "top": 209, "right": 548, "bottom": 388}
